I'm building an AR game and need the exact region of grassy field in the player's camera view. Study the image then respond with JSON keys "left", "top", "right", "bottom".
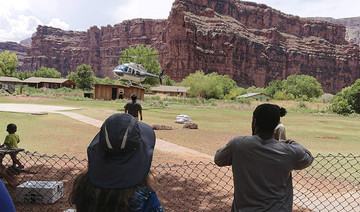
{"left": 0, "top": 95, "right": 359, "bottom": 164}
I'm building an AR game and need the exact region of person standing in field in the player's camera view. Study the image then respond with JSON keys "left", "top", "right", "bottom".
{"left": 214, "top": 103, "right": 314, "bottom": 212}
{"left": 124, "top": 93, "right": 143, "bottom": 121}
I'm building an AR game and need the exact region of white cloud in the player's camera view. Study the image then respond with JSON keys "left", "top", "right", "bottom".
{"left": 0, "top": 14, "right": 42, "bottom": 43}
{"left": 252, "top": 0, "right": 360, "bottom": 18}
{"left": 112, "top": 0, "right": 173, "bottom": 22}
{"left": 46, "top": 18, "right": 70, "bottom": 30}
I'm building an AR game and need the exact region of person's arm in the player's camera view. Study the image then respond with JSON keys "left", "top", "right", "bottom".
{"left": 139, "top": 108, "right": 143, "bottom": 121}
{"left": 286, "top": 140, "right": 314, "bottom": 170}
{"left": 124, "top": 103, "right": 128, "bottom": 114}
{"left": 214, "top": 139, "right": 234, "bottom": 167}
{"left": 277, "top": 124, "right": 286, "bottom": 141}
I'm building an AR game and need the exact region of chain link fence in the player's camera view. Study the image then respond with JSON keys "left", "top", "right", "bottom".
{"left": 1, "top": 151, "right": 359, "bottom": 212}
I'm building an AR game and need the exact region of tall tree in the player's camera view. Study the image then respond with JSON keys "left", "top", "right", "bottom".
{"left": 282, "top": 74, "right": 323, "bottom": 99}
{"left": 118, "top": 45, "right": 161, "bottom": 85}
{"left": 0, "top": 51, "right": 18, "bottom": 77}
{"left": 34, "top": 67, "right": 61, "bottom": 78}
{"left": 331, "top": 79, "right": 360, "bottom": 115}
{"left": 181, "top": 70, "right": 237, "bottom": 99}
{"left": 67, "top": 64, "right": 95, "bottom": 90}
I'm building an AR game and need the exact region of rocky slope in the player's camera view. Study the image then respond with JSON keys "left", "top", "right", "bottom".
{"left": 309, "top": 17, "right": 360, "bottom": 46}
{"left": 164, "top": 0, "right": 360, "bottom": 93}
{"left": 22, "top": 19, "right": 168, "bottom": 77}
{"left": 0, "top": 42, "right": 28, "bottom": 67}
{"left": 13, "top": 0, "right": 360, "bottom": 93}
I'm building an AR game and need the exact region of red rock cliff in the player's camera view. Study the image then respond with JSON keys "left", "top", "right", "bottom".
{"left": 22, "top": 0, "right": 360, "bottom": 93}
{"left": 165, "top": 0, "right": 360, "bottom": 93}
{"left": 23, "top": 19, "right": 168, "bottom": 77}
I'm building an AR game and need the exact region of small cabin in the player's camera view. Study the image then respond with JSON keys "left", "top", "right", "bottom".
{"left": 23, "top": 77, "right": 76, "bottom": 89}
{"left": 150, "top": 85, "right": 190, "bottom": 97}
{"left": 238, "top": 92, "right": 271, "bottom": 101}
{"left": 0, "top": 76, "right": 23, "bottom": 85}
{"left": 94, "top": 84, "right": 145, "bottom": 101}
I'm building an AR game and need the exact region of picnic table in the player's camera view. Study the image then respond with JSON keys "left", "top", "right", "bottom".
{"left": 0, "top": 145, "right": 24, "bottom": 186}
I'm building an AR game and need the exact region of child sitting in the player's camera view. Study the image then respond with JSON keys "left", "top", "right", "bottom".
{"left": 4, "top": 124, "right": 23, "bottom": 170}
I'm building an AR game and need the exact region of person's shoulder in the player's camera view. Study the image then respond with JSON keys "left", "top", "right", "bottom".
{"left": 229, "top": 135, "right": 254, "bottom": 145}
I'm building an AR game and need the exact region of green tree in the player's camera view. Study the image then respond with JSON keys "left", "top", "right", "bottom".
{"left": 273, "top": 90, "right": 295, "bottom": 100}
{"left": 246, "top": 86, "right": 266, "bottom": 94}
{"left": 266, "top": 80, "right": 283, "bottom": 97}
{"left": 118, "top": 45, "right": 161, "bottom": 85}
{"left": 282, "top": 74, "right": 323, "bottom": 99}
{"left": 0, "top": 51, "right": 18, "bottom": 77}
{"left": 331, "top": 79, "right": 360, "bottom": 115}
{"left": 224, "top": 87, "right": 246, "bottom": 100}
{"left": 164, "top": 75, "right": 176, "bottom": 86}
{"left": 67, "top": 64, "right": 95, "bottom": 90}
{"left": 14, "top": 70, "right": 33, "bottom": 80}
{"left": 181, "top": 71, "right": 207, "bottom": 98}
{"left": 181, "top": 71, "right": 237, "bottom": 99}
{"left": 34, "top": 66, "right": 61, "bottom": 78}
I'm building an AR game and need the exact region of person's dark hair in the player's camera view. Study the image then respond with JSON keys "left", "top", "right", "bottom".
{"left": 131, "top": 93, "right": 137, "bottom": 102}
{"left": 70, "top": 169, "right": 154, "bottom": 211}
{"left": 253, "top": 104, "right": 280, "bottom": 133}
{"left": 279, "top": 106, "right": 287, "bottom": 117}
{"left": 6, "top": 123, "right": 17, "bottom": 134}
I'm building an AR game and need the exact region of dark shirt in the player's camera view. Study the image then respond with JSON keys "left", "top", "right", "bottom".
{"left": 215, "top": 135, "right": 314, "bottom": 212}
{"left": 124, "top": 101, "right": 142, "bottom": 118}
{"left": 0, "top": 179, "right": 16, "bottom": 212}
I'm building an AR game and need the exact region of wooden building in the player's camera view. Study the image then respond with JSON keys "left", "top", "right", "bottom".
{"left": 23, "top": 77, "right": 76, "bottom": 89}
{"left": 0, "top": 77, "right": 23, "bottom": 93}
{"left": 150, "top": 85, "right": 190, "bottom": 97}
{"left": 0, "top": 76, "right": 23, "bottom": 85}
{"left": 94, "top": 84, "right": 145, "bottom": 101}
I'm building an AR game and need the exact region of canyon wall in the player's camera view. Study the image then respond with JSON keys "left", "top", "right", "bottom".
{"left": 18, "top": 0, "right": 360, "bottom": 93}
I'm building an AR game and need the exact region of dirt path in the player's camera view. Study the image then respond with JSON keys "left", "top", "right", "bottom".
{"left": 0, "top": 103, "right": 213, "bottom": 163}
{"left": 57, "top": 111, "right": 213, "bottom": 162}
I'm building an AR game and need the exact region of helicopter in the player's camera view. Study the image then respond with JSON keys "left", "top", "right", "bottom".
{"left": 112, "top": 62, "right": 164, "bottom": 84}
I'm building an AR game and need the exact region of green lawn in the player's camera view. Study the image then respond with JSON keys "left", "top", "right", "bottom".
{"left": 0, "top": 96, "right": 359, "bottom": 161}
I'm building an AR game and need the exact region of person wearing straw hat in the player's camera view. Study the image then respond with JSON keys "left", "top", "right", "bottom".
{"left": 70, "top": 113, "right": 163, "bottom": 211}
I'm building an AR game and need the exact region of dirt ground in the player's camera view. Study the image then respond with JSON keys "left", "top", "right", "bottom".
{"left": 2, "top": 97, "right": 357, "bottom": 211}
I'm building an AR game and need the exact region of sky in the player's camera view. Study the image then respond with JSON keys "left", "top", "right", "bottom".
{"left": 0, "top": 0, "right": 359, "bottom": 43}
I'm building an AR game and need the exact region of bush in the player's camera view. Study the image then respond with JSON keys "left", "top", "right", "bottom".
{"left": 273, "top": 90, "right": 294, "bottom": 100}
{"left": 330, "top": 96, "right": 352, "bottom": 115}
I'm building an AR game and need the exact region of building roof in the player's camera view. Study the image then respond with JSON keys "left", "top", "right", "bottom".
{"left": 23, "top": 77, "right": 75, "bottom": 84}
{"left": 94, "top": 83, "right": 145, "bottom": 90}
{"left": 150, "top": 85, "right": 190, "bottom": 93}
{"left": 0, "top": 76, "right": 23, "bottom": 83}
{"left": 238, "top": 92, "right": 265, "bottom": 98}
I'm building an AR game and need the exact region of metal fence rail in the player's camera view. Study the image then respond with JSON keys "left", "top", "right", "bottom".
{"left": 1, "top": 152, "right": 359, "bottom": 212}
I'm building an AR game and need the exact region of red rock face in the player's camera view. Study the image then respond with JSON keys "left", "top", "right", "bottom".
{"left": 21, "top": 0, "right": 360, "bottom": 94}
{"left": 0, "top": 42, "right": 28, "bottom": 67}
{"left": 23, "top": 19, "right": 168, "bottom": 77}
{"left": 165, "top": 0, "right": 360, "bottom": 93}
